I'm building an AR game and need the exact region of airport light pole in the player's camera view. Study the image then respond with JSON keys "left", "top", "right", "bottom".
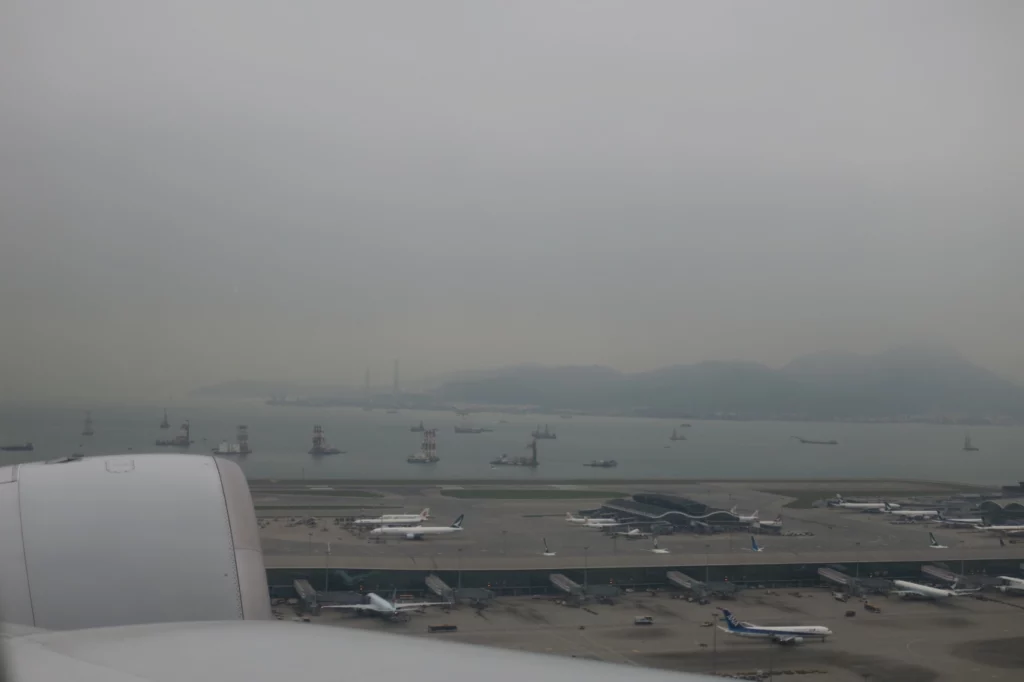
{"left": 324, "top": 542, "right": 331, "bottom": 593}
{"left": 712, "top": 612, "right": 718, "bottom": 674}
{"left": 583, "top": 546, "right": 590, "bottom": 592}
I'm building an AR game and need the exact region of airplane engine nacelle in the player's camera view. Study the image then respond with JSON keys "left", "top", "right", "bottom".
{"left": 0, "top": 454, "right": 272, "bottom": 630}
{"left": 407, "top": 532, "right": 417, "bottom": 540}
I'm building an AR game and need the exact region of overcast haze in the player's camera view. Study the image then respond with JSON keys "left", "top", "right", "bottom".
{"left": 2, "top": 1, "right": 1022, "bottom": 399}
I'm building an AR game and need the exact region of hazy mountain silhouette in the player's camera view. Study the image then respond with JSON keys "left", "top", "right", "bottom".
{"left": 437, "top": 347, "right": 1024, "bottom": 419}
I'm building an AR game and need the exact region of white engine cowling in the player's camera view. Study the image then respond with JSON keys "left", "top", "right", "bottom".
{"left": 0, "top": 454, "right": 271, "bottom": 630}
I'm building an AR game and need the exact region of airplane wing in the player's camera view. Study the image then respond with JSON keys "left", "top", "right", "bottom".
{"left": 320, "top": 604, "right": 378, "bottom": 611}
{"left": 3, "top": 620, "right": 717, "bottom": 682}
{"left": 393, "top": 601, "right": 450, "bottom": 611}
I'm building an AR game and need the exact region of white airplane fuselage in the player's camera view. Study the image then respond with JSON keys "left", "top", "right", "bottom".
{"left": 891, "top": 580, "right": 967, "bottom": 599}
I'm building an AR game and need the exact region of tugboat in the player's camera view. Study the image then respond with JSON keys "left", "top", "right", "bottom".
{"left": 962, "top": 433, "right": 980, "bottom": 452}
{"left": 410, "top": 421, "right": 425, "bottom": 432}
{"left": 156, "top": 421, "right": 191, "bottom": 447}
{"left": 0, "top": 442, "right": 34, "bottom": 452}
{"left": 81, "top": 411, "right": 95, "bottom": 436}
{"left": 159, "top": 409, "right": 170, "bottom": 429}
{"left": 212, "top": 425, "right": 252, "bottom": 455}
{"left": 669, "top": 428, "right": 686, "bottom": 441}
{"left": 308, "top": 425, "right": 342, "bottom": 455}
{"left": 531, "top": 424, "right": 557, "bottom": 440}
{"left": 792, "top": 436, "right": 838, "bottom": 445}
{"left": 407, "top": 429, "right": 439, "bottom": 464}
{"left": 583, "top": 459, "right": 618, "bottom": 468}
{"left": 491, "top": 439, "right": 540, "bottom": 467}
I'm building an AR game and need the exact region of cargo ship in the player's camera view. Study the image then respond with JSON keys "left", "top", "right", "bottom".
{"left": 491, "top": 439, "right": 539, "bottom": 467}
{"left": 308, "top": 425, "right": 343, "bottom": 455}
{"left": 454, "top": 425, "right": 486, "bottom": 434}
{"left": 531, "top": 424, "right": 556, "bottom": 440}
{"left": 962, "top": 434, "right": 979, "bottom": 452}
{"left": 583, "top": 459, "right": 618, "bottom": 468}
{"left": 410, "top": 421, "right": 425, "bottom": 432}
{"left": 669, "top": 428, "right": 686, "bottom": 441}
{"left": 159, "top": 409, "right": 170, "bottom": 429}
{"left": 407, "top": 429, "right": 439, "bottom": 464}
{"left": 212, "top": 425, "right": 251, "bottom": 455}
{"left": 792, "top": 436, "right": 838, "bottom": 445}
{"left": 156, "top": 421, "right": 191, "bottom": 447}
{"left": 0, "top": 442, "right": 34, "bottom": 452}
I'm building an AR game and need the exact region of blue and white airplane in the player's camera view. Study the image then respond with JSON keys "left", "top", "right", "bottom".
{"left": 718, "top": 608, "right": 832, "bottom": 643}
{"left": 747, "top": 535, "right": 765, "bottom": 552}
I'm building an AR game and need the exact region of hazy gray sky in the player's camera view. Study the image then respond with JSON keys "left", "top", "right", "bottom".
{"left": 2, "top": 1, "right": 1022, "bottom": 398}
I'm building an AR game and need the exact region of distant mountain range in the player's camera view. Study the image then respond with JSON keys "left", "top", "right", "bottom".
{"left": 434, "top": 347, "right": 1024, "bottom": 421}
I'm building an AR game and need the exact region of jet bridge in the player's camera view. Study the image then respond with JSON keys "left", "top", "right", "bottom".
{"left": 667, "top": 570, "right": 707, "bottom": 596}
{"left": 425, "top": 573, "right": 455, "bottom": 601}
{"left": 549, "top": 573, "right": 584, "bottom": 595}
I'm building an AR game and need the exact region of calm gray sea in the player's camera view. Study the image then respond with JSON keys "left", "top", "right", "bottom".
{"left": 1, "top": 402, "right": 1020, "bottom": 484}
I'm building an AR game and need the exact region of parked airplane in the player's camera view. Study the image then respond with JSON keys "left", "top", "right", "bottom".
{"left": 718, "top": 608, "right": 832, "bottom": 643}
{"left": 834, "top": 494, "right": 899, "bottom": 510}
{"left": 974, "top": 523, "right": 1024, "bottom": 537}
{"left": 369, "top": 514, "right": 464, "bottom": 539}
{"left": 322, "top": 590, "right": 449, "bottom": 620}
{"left": 746, "top": 535, "right": 765, "bottom": 552}
{"left": 936, "top": 512, "right": 984, "bottom": 527}
{"left": 566, "top": 512, "right": 590, "bottom": 524}
{"left": 542, "top": 538, "right": 556, "bottom": 557}
{"left": 649, "top": 537, "right": 670, "bottom": 554}
{"left": 730, "top": 506, "right": 759, "bottom": 523}
{"left": 995, "top": 576, "right": 1024, "bottom": 594}
{"left": 584, "top": 518, "right": 626, "bottom": 528}
{"left": 890, "top": 580, "right": 979, "bottom": 599}
{"left": 928, "top": 532, "right": 948, "bottom": 549}
{"left": 613, "top": 527, "right": 651, "bottom": 539}
{"left": 883, "top": 502, "right": 939, "bottom": 519}
{"left": 353, "top": 508, "right": 430, "bottom": 526}
{"left": 756, "top": 515, "right": 783, "bottom": 529}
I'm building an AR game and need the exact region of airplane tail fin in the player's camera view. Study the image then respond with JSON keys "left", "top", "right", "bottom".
{"left": 752, "top": 510, "right": 759, "bottom": 519}
{"left": 929, "top": 532, "right": 938, "bottom": 546}
{"left": 420, "top": 508, "right": 430, "bottom": 519}
{"left": 883, "top": 502, "right": 892, "bottom": 511}
{"left": 451, "top": 514, "right": 465, "bottom": 529}
{"left": 653, "top": 537, "right": 659, "bottom": 549}
{"left": 718, "top": 607, "right": 741, "bottom": 629}
{"left": 566, "top": 512, "right": 572, "bottom": 520}
{"left": 750, "top": 536, "right": 760, "bottom": 551}
{"left": 729, "top": 505, "right": 737, "bottom": 515}
{"left": 543, "top": 538, "right": 550, "bottom": 552}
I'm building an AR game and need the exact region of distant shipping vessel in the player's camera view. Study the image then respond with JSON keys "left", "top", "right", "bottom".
{"left": 0, "top": 442, "right": 34, "bottom": 452}
{"left": 583, "top": 459, "right": 618, "bottom": 468}
{"left": 159, "top": 409, "right": 170, "bottom": 429}
{"left": 531, "top": 424, "right": 556, "bottom": 440}
{"left": 669, "top": 428, "right": 686, "bottom": 441}
{"left": 407, "top": 429, "right": 439, "bottom": 464}
{"left": 793, "top": 436, "right": 838, "bottom": 445}
{"left": 212, "top": 425, "right": 251, "bottom": 455}
{"left": 156, "top": 421, "right": 191, "bottom": 447}
{"left": 679, "top": 423, "right": 692, "bottom": 428}
{"left": 963, "top": 434, "right": 979, "bottom": 452}
{"left": 492, "top": 439, "right": 539, "bottom": 467}
{"left": 410, "top": 421, "right": 425, "bottom": 432}
{"left": 308, "top": 424, "right": 342, "bottom": 455}
{"left": 81, "top": 411, "right": 95, "bottom": 436}
{"left": 454, "top": 425, "right": 492, "bottom": 434}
